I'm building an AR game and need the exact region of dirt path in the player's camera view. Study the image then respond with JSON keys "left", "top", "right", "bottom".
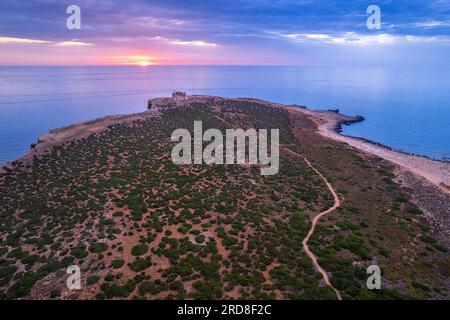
{"left": 282, "top": 146, "right": 343, "bottom": 300}
{"left": 198, "top": 104, "right": 343, "bottom": 299}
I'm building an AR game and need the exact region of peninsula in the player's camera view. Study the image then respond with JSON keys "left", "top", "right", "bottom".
{"left": 0, "top": 94, "right": 448, "bottom": 300}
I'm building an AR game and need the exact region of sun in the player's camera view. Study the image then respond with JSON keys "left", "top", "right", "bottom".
{"left": 137, "top": 61, "right": 151, "bottom": 67}
{"left": 114, "top": 55, "right": 156, "bottom": 66}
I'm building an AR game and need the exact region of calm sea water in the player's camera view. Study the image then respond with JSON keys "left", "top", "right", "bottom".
{"left": 0, "top": 65, "right": 449, "bottom": 163}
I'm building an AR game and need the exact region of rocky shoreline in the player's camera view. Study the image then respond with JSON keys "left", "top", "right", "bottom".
{"left": 294, "top": 106, "right": 449, "bottom": 165}
{"left": 395, "top": 169, "right": 450, "bottom": 247}
{"left": 285, "top": 104, "right": 450, "bottom": 248}
{"left": 286, "top": 106, "right": 450, "bottom": 195}
{"left": 0, "top": 108, "right": 161, "bottom": 173}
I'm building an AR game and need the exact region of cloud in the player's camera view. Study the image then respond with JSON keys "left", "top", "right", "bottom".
{"left": 282, "top": 32, "right": 398, "bottom": 45}
{"left": 55, "top": 41, "right": 94, "bottom": 46}
{"left": 414, "top": 20, "right": 450, "bottom": 28}
{"left": 0, "top": 36, "right": 94, "bottom": 47}
{"left": 149, "top": 36, "right": 218, "bottom": 47}
{"left": 1, "top": 0, "right": 449, "bottom": 66}
{"left": 0, "top": 36, "right": 51, "bottom": 44}
{"left": 169, "top": 39, "right": 217, "bottom": 47}
{"left": 406, "top": 35, "right": 450, "bottom": 43}
{"left": 294, "top": 34, "right": 332, "bottom": 40}
{"left": 133, "top": 16, "right": 188, "bottom": 29}
{"left": 281, "top": 31, "right": 450, "bottom": 46}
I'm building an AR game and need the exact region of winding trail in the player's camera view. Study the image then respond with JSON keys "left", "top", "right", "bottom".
{"left": 200, "top": 105, "right": 343, "bottom": 299}
{"left": 282, "top": 146, "right": 343, "bottom": 300}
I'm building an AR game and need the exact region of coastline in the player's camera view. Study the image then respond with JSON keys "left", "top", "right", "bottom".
{"left": 0, "top": 107, "right": 161, "bottom": 173}
{"left": 285, "top": 104, "right": 450, "bottom": 244}
{"left": 2, "top": 94, "right": 449, "bottom": 196}
{"left": 285, "top": 106, "right": 450, "bottom": 195}
{"left": 1, "top": 94, "right": 449, "bottom": 298}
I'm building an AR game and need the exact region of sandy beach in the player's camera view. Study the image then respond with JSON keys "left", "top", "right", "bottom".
{"left": 286, "top": 106, "right": 450, "bottom": 195}
{"left": 285, "top": 104, "right": 450, "bottom": 243}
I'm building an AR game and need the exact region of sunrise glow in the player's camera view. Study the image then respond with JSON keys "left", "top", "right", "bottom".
{"left": 0, "top": 1, "right": 449, "bottom": 67}
{"left": 137, "top": 61, "right": 151, "bottom": 66}
{"left": 114, "top": 55, "right": 157, "bottom": 66}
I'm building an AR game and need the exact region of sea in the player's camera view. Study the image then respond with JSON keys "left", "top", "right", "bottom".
{"left": 0, "top": 65, "right": 449, "bottom": 164}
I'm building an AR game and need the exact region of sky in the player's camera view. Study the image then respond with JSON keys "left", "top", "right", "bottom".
{"left": 0, "top": 0, "right": 449, "bottom": 66}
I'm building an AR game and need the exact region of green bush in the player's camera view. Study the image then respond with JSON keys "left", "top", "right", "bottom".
{"left": 216, "top": 227, "right": 226, "bottom": 238}
{"left": 71, "top": 245, "right": 87, "bottom": 258}
{"left": 432, "top": 243, "right": 448, "bottom": 252}
{"left": 87, "top": 275, "right": 100, "bottom": 286}
{"left": 111, "top": 259, "right": 125, "bottom": 269}
{"left": 139, "top": 281, "right": 161, "bottom": 295}
{"left": 129, "top": 258, "right": 151, "bottom": 272}
{"left": 89, "top": 243, "right": 108, "bottom": 253}
{"left": 407, "top": 207, "right": 423, "bottom": 215}
{"left": 22, "top": 254, "right": 40, "bottom": 265}
{"left": 191, "top": 280, "right": 223, "bottom": 299}
{"left": 131, "top": 244, "right": 149, "bottom": 256}
{"left": 339, "top": 234, "right": 371, "bottom": 260}
{"left": 412, "top": 281, "right": 431, "bottom": 292}
{"left": 222, "top": 237, "right": 237, "bottom": 247}
{"left": 195, "top": 235, "right": 205, "bottom": 244}
{"left": 420, "top": 235, "right": 437, "bottom": 244}
{"left": 0, "top": 247, "right": 8, "bottom": 257}
{"left": 177, "top": 224, "right": 192, "bottom": 234}
{"left": 50, "top": 289, "right": 61, "bottom": 298}
{"left": 102, "top": 281, "right": 135, "bottom": 298}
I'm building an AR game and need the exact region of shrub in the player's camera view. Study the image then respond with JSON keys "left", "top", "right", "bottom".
{"left": 102, "top": 281, "right": 135, "bottom": 298}
{"left": 195, "top": 235, "right": 205, "bottom": 244}
{"left": 87, "top": 275, "right": 100, "bottom": 286}
{"left": 216, "top": 227, "right": 226, "bottom": 238}
{"left": 7, "top": 272, "right": 39, "bottom": 298}
{"left": 111, "top": 259, "right": 125, "bottom": 269}
{"left": 339, "top": 234, "right": 371, "bottom": 260}
{"left": 222, "top": 237, "right": 237, "bottom": 247}
{"left": 412, "top": 281, "right": 431, "bottom": 292}
{"left": 131, "top": 244, "right": 149, "bottom": 256}
{"left": 189, "top": 229, "right": 201, "bottom": 236}
{"left": 0, "top": 247, "right": 7, "bottom": 257}
{"left": 407, "top": 207, "right": 423, "bottom": 215}
{"left": 129, "top": 258, "right": 151, "bottom": 272}
{"left": 104, "top": 274, "right": 115, "bottom": 282}
{"left": 378, "top": 247, "right": 390, "bottom": 257}
{"left": 139, "top": 281, "right": 161, "bottom": 295}
{"left": 432, "top": 243, "right": 448, "bottom": 252}
{"left": 50, "top": 289, "right": 61, "bottom": 298}
{"left": 22, "top": 254, "right": 40, "bottom": 265}
{"left": 420, "top": 235, "right": 437, "bottom": 244}
{"left": 71, "top": 245, "right": 87, "bottom": 259}
{"left": 192, "top": 280, "right": 223, "bottom": 299}
{"left": 89, "top": 243, "right": 108, "bottom": 253}
{"left": 177, "top": 224, "right": 192, "bottom": 234}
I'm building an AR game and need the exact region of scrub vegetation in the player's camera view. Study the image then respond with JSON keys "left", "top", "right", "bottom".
{"left": 0, "top": 97, "right": 448, "bottom": 299}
